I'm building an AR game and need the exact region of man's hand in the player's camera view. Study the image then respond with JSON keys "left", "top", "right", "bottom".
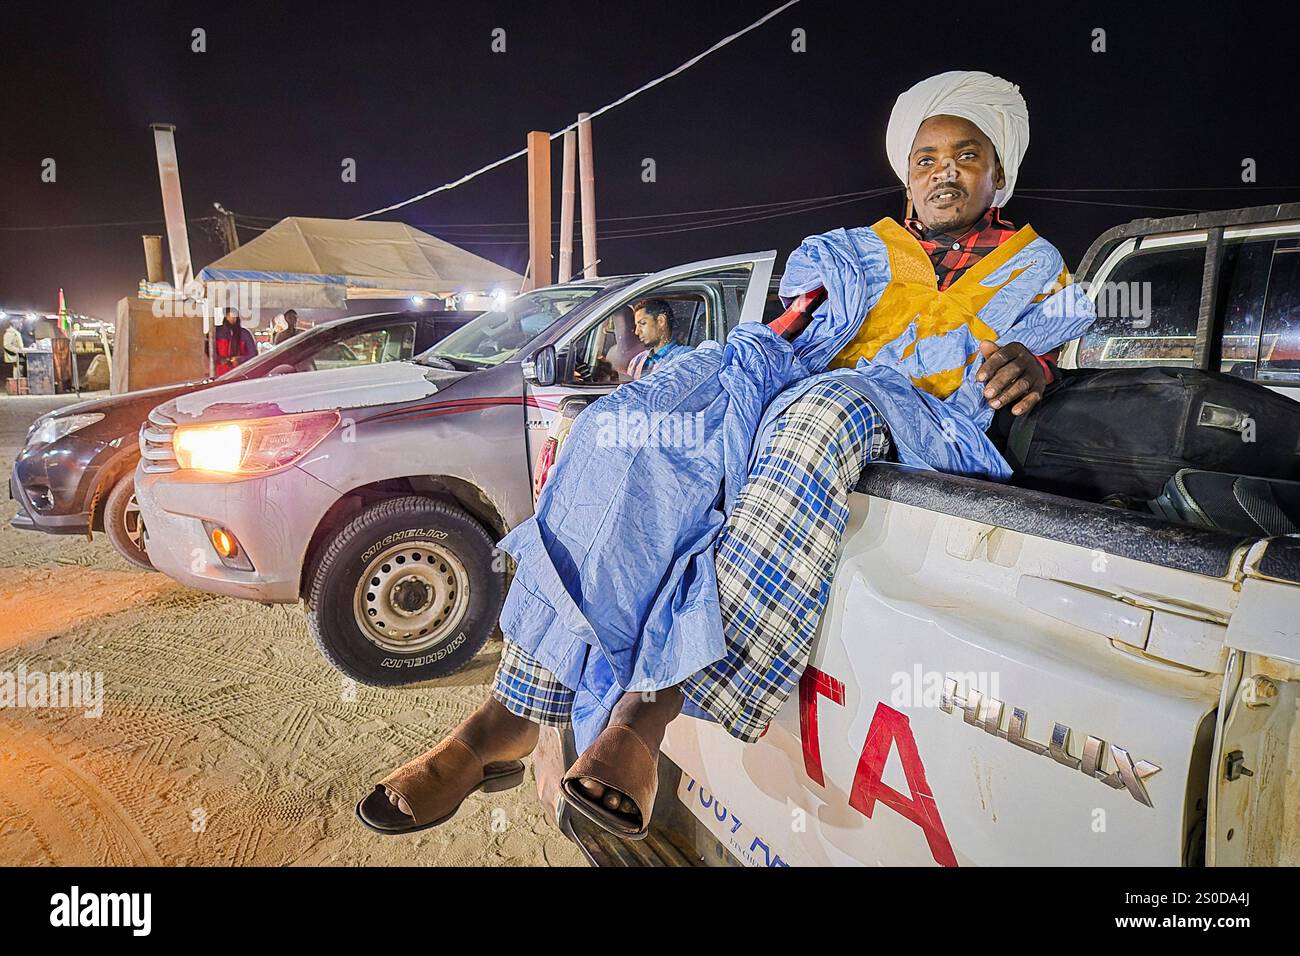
{"left": 976, "top": 340, "right": 1045, "bottom": 416}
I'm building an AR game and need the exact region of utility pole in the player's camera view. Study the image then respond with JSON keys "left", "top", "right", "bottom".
{"left": 213, "top": 203, "right": 241, "bottom": 254}
{"left": 558, "top": 130, "right": 576, "bottom": 283}
{"left": 525, "top": 131, "right": 552, "bottom": 291}
{"left": 578, "top": 112, "right": 598, "bottom": 278}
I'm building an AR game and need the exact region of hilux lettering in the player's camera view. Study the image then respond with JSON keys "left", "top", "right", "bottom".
{"left": 940, "top": 678, "right": 1161, "bottom": 807}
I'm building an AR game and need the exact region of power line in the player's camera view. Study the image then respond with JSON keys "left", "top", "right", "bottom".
{"left": 602, "top": 192, "right": 900, "bottom": 239}
{"left": 228, "top": 187, "right": 898, "bottom": 243}
{"left": 0, "top": 216, "right": 218, "bottom": 232}
{"left": 595, "top": 188, "right": 900, "bottom": 237}
{"left": 226, "top": 185, "right": 1300, "bottom": 235}
{"left": 407, "top": 187, "right": 898, "bottom": 229}
{"left": 226, "top": 212, "right": 281, "bottom": 223}
{"left": 1019, "top": 185, "right": 1300, "bottom": 193}
{"left": 1013, "top": 194, "right": 1203, "bottom": 213}
{"left": 433, "top": 189, "right": 1265, "bottom": 246}
{"left": 395, "top": 187, "right": 901, "bottom": 240}
{"left": 350, "top": 0, "right": 803, "bottom": 220}
{"left": 438, "top": 190, "right": 903, "bottom": 245}
{"left": 455, "top": 195, "right": 890, "bottom": 241}
{"left": 15, "top": 182, "right": 1275, "bottom": 236}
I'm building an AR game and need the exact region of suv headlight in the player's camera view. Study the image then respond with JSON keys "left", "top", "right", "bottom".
{"left": 173, "top": 410, "right": 339, "bottom": 474}
{"left": 27, "top": 413, "right": 105, "bottom": 447}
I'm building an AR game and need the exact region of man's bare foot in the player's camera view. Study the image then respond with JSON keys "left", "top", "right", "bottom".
{"left": 574, "top": 686, "right": 682, "bottom": 826}
{"left": 384, "top": 697, "right": 538, "bottom": 820}
{"left": 575, "top": 776, "right": 638, "bottom": 818}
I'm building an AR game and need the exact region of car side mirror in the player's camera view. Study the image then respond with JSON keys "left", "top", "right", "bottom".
{"left": 523, "top": 345, "right": 556, "bottom": 387}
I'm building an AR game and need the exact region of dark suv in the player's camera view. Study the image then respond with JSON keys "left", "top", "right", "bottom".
{"left": 10, "top": 309, "right": 477, "bottom": 568}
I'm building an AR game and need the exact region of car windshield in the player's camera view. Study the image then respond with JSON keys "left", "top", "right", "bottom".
{"left": 416, "top": 288, "right": 601, "bottom": 369}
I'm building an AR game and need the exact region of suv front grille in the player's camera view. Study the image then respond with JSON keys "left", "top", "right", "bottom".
{"left": 140, "top": 407, "right": 178, "bottom": 474}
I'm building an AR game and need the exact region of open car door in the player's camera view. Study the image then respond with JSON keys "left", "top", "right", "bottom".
{"left": 523, "top": 251, "right": 777, "bottom": 497}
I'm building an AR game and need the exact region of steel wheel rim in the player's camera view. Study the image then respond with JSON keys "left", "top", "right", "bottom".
{"left": 123, "top": 494, "right": 146, "bottom": 552}
{"left": 353, "top": 540, "right": 470, "bottom": 654}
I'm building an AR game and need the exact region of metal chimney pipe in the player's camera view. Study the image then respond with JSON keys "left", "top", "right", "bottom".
{"left": 142, "top": 235, "right": 165, "bottom": 283}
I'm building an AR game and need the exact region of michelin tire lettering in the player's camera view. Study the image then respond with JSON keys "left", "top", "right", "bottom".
{"left": 362, "top": 528, "right": 450, "bottom": 562}
{"left": 380, "top": 632, "right": 468, "bottom": 667}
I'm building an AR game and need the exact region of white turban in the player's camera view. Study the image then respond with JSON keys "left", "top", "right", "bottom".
{"left": 886, "top": 70, "right": 1029, "bottom": 208}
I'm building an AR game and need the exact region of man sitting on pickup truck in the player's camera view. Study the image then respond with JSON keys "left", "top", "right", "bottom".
{"left": 358, "top": 70, "right": 1096, "bottom": 840}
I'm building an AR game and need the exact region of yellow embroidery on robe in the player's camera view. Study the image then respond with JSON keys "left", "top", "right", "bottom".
{"left": 1031, "top": 266, "right": 1073, "bottom": 303}
{"left": 829, "top": 217, "right": 1040, "bottom": 399}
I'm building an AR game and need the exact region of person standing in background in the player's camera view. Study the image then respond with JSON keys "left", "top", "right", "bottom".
{"left": 209, "top": 308, "right": 257, "bottom": 376}
{"left": 273, "top": 309, "right": 301, "bottom": 346}
{"left": 2, "top": 321, "right": 25, "bottom": 382}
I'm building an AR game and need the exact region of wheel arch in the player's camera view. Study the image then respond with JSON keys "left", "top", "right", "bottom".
{"left": 89, "top": 448, "right": 141, "bottom": 534}
{"left": 298, "top": 474, "right": 510, "bottom": 599}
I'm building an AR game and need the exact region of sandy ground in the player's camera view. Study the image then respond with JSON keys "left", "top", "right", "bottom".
{"left": 0, "top": 393, "right": 582, "bottom": 866}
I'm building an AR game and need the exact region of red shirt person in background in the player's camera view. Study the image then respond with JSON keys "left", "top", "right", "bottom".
{"left": 209, "top": 308, "right": 257, "bottom": 376}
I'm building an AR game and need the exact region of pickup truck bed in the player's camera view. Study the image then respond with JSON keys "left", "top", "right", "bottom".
{"left": 630, "top": 463, "right": 1300, "bottom": 867}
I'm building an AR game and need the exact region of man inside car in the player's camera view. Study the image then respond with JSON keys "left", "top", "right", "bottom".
{"left": 627, "top": 298, "right": 693, "bottom": 379}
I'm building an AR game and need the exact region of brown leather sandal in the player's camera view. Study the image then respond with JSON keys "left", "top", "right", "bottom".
{"left": 356, "top": 736, "right": 526, "bottom": 835}
{"left": 560, "top": 724, "right": 657, "bottom": 840}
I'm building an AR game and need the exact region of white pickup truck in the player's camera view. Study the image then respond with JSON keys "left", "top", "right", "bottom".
{"left": 553, "top": 202, "right": 1300, "bottom": 867}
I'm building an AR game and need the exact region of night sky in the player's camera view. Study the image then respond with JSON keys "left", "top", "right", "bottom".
{"left": 2, "top": 1, "right": 1297, "bottom": 320}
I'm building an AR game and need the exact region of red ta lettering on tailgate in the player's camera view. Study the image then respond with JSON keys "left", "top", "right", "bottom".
{"left": 799, "top": 668, "right": 957, "bottom": 867}
{"left": 849, "top": 701, "right": 957, "bottom": 867}
{"left": 799, "top": 667, "right": 845, "bottom": 786}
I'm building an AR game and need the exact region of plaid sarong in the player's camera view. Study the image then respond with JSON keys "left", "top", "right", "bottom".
{"left": 491, "top": 377, "right": 890, "bottom": 740}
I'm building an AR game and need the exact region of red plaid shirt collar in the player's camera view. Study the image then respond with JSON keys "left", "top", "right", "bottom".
{"left": 904, "top": 206, "right": 1017, "bottom": 291}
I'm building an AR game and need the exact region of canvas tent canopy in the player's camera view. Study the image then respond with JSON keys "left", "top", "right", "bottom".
{"left": 197, "top": 217, "right": 523, "bottom": 309}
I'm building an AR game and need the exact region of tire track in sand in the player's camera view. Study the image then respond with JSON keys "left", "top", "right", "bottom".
{"left": 0, "top": 722, "right": 162, "bottom": 865}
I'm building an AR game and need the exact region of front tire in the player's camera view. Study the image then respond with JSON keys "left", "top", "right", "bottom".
{"left": 103, "top": 471, "right": 155, "bottom": 571}
{"left": 306, "top": 496, "right": 505, "bottom": 686}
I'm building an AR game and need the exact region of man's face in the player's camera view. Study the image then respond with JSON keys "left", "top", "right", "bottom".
{"left": 633, "top": 308, "right": 670, "bottom": 349}
{"left": 223, "top": 310, "right": 238, "bottom": 325}
{"left": 907, "top": 114, "right": 1004, "bottom": 234}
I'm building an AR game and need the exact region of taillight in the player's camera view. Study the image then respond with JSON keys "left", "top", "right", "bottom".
{"left": 532, "top": 437, "right": 558, "bottom": 500}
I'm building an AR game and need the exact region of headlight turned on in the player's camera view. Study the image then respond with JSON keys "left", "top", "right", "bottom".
{"left": 28, "top": 412, "right": 105, "bottom": 446}
{"left": 172, "top": 410, "right": 340, "bottom": 474}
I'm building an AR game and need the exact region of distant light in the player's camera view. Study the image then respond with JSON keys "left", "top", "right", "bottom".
{"left": 491, "top": 288, "right": 508, "bottom": 306}
{"left": 411, "top": 295, "right": 425, "bottom": 306}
